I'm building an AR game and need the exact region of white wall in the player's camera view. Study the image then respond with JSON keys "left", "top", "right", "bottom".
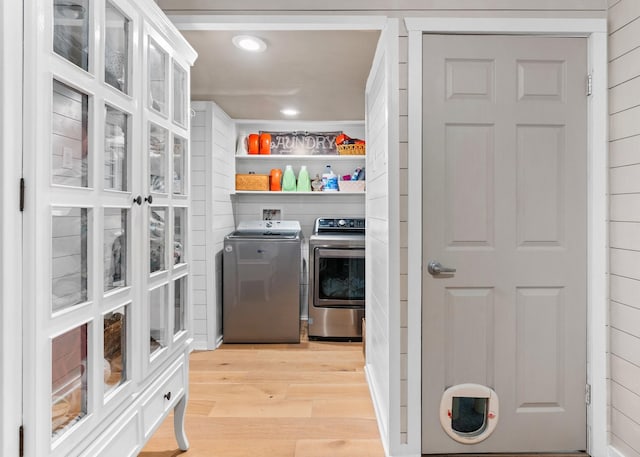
{"left": 190, "top": 101, "right": 236, "bottom": 349}
{"left": 608, "top": 2, "right": 640, "bottom": 456}
{"left": 364, "top": 20, "right": 401, "bottom": 456}
{"left": 0, "top": 0, "right": 23, "bottom": 454}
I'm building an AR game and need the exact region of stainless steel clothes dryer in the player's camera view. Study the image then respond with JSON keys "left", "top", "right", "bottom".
{"left": 308, "top": 218, "right": 365, "bottom": 339}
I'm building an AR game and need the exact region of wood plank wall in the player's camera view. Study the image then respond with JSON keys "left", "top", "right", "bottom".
{"left": 608, "top": 2, "right": 640, "bottom": 456}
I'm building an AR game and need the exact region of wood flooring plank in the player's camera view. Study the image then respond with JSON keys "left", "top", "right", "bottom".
{"left": 295, "top": 439, "right": 385, "bottom": 457}
{"left": 311, "top": 398, "right": 377, "bottom": 418}
{"left": 207, "top": 399, "right": 313, "bottom": 418}
{"left": 140, "top": 324, "right": 381, "bottom": 457}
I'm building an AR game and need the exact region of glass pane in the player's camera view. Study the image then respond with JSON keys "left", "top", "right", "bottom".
{"left": 149, "top": 123, "right": 167, "bottom": 193}
{"left": 150, "top": 207, "right": 166, "bottom": 273}
{"left": 148, "top": 39, "right": 167, "bottom": 114}
{"left": 173, "top": 135, "right": 186, "bottom": 195}
{"left": 52, "top": 80, "right": 89, "bottom": 187}
{"left": 53, "top": 0, "right": 89, "bottom": 71}
{"left": 52, "top": 207, "right": 89, "bottom": 312}
{"left": 150, "top": 285, "right": 167, "bottom": 354}
{"left": 318, "top": 257, "right": 365, "bottom": 300}
{"left": 104, "top": 208, "right": 127, "bottom": 291}
{"left": 451, "top": 397, "right": 488, "bottom": 435}
{"left": 52, "top": 324, "right": 88, "bottom": 437}
{"left": 104, "top": 2, "right": 129, "bottom": 93}
{"left": 104, "top": 106, "right": 128, "bottom": 191}
{"left": 172, "top": 62, "right": 187, "bottom": 125}
{"left": 174, "top": 208, "right": 185, "bottom": 265}
{"left": 104, "top": 307, "right": 127, "bottom": 393}
{"left": 174, "top": 276, "right": 186, "bottom": 334}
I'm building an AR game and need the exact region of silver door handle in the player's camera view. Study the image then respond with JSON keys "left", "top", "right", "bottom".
{"left": 427, "top": 261, "right": 456, "bottom": 276}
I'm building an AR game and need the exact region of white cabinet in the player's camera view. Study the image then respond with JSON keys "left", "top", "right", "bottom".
{"left": 22, "top": 0, "right": 196, "bottom": 455}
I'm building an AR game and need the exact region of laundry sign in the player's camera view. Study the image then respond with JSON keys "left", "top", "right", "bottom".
{"left": 262, "top": 131, "right": 341, "bottom": 155}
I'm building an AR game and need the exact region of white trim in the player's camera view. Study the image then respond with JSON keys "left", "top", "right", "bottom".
{"left": 405, "top": 17, "right": 607, "bottom": 34}
{"left": 586, "top": 30, "right": 609, "bottom": 457}
{"left": 0, "top": 1, "right": 24, "bottom": 455}
{"left": 169, "top": 14, "right": 388, "bottom": 31}
{"left": 405, "top": 28, "right": 424, "bottom": 457}
{"left": 365, "top": 365, "right": 390, "bottom": 457}
{"left": 609, "top": 445, "right": 627, "bottom": 457}
{"left": 405, "top": 17, "right": 608, "bottom": 457}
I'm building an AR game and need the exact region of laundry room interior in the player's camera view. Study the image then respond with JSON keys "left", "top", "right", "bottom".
{"left": 184, "top": 27, "right": 381, "bottom": 347}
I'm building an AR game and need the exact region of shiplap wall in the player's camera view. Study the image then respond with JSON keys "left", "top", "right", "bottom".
{"left": 364, "top": 21, "right": 397, "bottom": 448}
{"left": 608, "top": 2, "right": 640, "bottom": 456}
{"left": 190, "top": 101, "right": 236, "bottom": 349}
{"left": 160, "top": 2, "right": 608, "bottom": 455}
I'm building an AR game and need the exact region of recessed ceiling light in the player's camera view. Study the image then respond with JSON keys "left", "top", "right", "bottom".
{"left": 280, "top": 108, "right": 299, "bottom": 117}
{"left": 232, "top": 35, "right": 267, "bottom": 52}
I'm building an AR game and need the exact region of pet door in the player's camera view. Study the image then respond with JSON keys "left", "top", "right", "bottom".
{"left": 439, "top": 383, "right": 499, "bottom": 444}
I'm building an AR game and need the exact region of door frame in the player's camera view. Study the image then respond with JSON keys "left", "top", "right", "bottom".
{"left": 0, "top": 0, "right": 24, "bottom": 455}
{"left": 405, "top": 17, "right": 608, "bottom": 457}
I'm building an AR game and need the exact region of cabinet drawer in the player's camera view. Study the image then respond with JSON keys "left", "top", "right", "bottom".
{"left": 142, "top": 361, "right": 185, "bottom": 438}
{"left": 79, "top": 411, "right": 140, "bottom": 457}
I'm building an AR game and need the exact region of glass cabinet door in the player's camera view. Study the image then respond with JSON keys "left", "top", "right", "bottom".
{"left": 52, "top": 80, "right": 89, "bottom": 188}
{"left": 104, "top": 106, "right": 129, "bottom": 191}
{"left": 54, "top": 0, "right": 89, "bottom": 71}
{"left": 172, "top": 61, "right": 187, "bottom": 126}
{"left": 173, "top": 135, "right": 186, "bottom": 195}
{"left": 174, "top": 276, "right": 187, "bottom": 335}
{"left": 149, "top": 284, "right": 167, "bottom": 354}
{"left": 104, "top": 1, "right": 130, "bottom": 93}
{"left": 103, "top": 306, "right": 127, "bottom": 393}
{"left": 51, "top": 324, "right": 88, "bottom": 437}
{"left": 148, "top": 39, "right": 167, "bottom": 115}
{"left": 149, "top": 123, "right": 167, "bottom": 194}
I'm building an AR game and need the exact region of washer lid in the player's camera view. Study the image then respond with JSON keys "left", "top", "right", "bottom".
{"left": 236, "top": 220, "right": 301, "bottom": 232}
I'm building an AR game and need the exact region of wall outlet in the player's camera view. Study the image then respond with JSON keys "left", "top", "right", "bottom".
{"left": 62, "top": 147, "right": 74, "bottom": 169}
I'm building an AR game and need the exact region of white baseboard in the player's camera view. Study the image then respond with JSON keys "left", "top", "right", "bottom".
{"left": 365, "top": 363, "right": 391, "bottom": 457}
{"left": 609, "top": 445, "right": 628, "bottom": 457}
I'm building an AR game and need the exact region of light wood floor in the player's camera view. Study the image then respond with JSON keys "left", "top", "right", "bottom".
{"left": 139, "top": 327, "right": 384, "bottom": 457}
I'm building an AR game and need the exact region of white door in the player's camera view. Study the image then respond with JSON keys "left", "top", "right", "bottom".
{"left": 421, "top": 35, "right": 588, "bottom": 453}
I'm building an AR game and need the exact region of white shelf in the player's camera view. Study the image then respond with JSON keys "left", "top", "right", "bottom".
{"left": 233, "top": 190, "right": 365, "bottom": 196}
{"left": 235, "top": 154, "right": 365, "bottom": 161}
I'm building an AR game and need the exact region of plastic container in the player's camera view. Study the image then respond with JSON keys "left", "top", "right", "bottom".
{"left": 270, "top": 168, "right": 282, "bottom": 191}
{"left": 259, "top": 132, "right": 271, "bottom": 154}
{"left": 296, "top": 165, "right": 311, "bottom": 192}
{"left": 324, "top": 165, "right": 338, "bottom": 192}
{"left": 281, "top": 165, "right": 297, "bottom": 192}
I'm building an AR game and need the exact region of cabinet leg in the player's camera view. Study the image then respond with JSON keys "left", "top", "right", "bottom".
{"left": 174, "top": 393, "right": 189, "bottom": 451}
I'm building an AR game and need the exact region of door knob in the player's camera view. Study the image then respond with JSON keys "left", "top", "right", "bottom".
{"left": 133, "top": 195, "right": 142, "bottom": 205}
{"left": 428, "top": 261, "right": 456, "bottom": 276}
{"left": 145, "top": 195, "right": 153, "bottom": 204}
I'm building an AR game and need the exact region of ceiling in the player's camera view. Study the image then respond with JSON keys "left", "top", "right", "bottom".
{"left": 179, "top": 30, "right": 380, "bottom": 121}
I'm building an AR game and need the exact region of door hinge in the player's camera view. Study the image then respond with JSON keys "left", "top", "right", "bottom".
{"left": 19, "top": 178, "right": 25, "bottom": 212}
{"left": 587, "top": 74, "right": 593, "bottom": 96}
{"left": 585, "top": 383, "right": 592, "bottom": 405}
{"left": 19, "top": 425, "right": 24, "bottom": 457}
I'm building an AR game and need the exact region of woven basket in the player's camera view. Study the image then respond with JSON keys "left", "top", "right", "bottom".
{"left": 337, "top": 143, "right": 366, "bottom": 155}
